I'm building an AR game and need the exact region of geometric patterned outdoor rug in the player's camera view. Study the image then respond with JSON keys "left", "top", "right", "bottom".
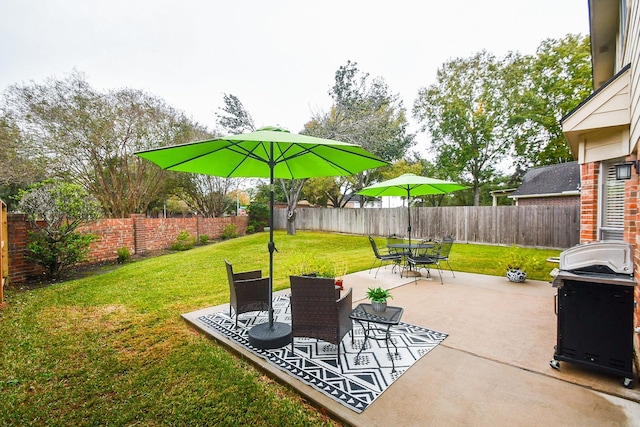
{"left": 195, "top": 295, "right": 448, "bottom": 413}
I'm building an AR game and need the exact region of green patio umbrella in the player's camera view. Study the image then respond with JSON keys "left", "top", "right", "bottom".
{"left": 136, "top": 126, "right": 387, "bottom": 348}
{"left": 358, "top": 173, "right": 467, "bottom": 245}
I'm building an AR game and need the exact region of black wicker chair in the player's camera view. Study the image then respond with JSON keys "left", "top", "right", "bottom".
{"left": 289, "top": 275, "right": 353, "bottom": 363}
{"left": 225, "top": 259, "right": 271, "bottom": 328}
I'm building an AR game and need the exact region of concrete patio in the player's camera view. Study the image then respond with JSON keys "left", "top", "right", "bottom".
{"left": 183, "top": 266, "right": 640, "bottom": 426}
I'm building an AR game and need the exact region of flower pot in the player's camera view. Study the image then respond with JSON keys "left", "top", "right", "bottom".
{"left": 506, "top": 269, "right": 527, "bottom": 283}
{"left": 371, "top": 301, "right": 387, "bottom": 312}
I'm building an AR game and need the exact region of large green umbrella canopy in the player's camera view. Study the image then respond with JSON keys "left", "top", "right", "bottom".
{"left": 135, "top": 126, "right": 385, "bottom": 179}
{"left": 358, "top": 173, "right": 467, "bottom": 244}
{"left": 136, "top": 126, "right": 387, "bottom": 348}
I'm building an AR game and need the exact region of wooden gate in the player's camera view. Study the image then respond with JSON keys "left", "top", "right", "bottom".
{"left": 0, "top": 199, "right": 7, "bottom": 304}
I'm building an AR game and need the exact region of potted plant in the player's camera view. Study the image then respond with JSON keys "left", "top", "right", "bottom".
{"left": 501, "top": 245, "right": 544, "bottom": 283}
{"left": 366, "top": 287, "right": 393, "bottom": 312}
{"left": 334, "top": 261, "right": 347, "bottom": 290}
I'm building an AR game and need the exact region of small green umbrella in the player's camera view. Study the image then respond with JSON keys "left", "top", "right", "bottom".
{"left": 358, "top": 173, "right": 467, "bottom": 245}
{"left": 136, "top": 126, "right": 387, "bottom": 348}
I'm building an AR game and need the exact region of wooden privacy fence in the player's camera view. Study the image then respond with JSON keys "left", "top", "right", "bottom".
{"left": 274, "top": 205, "right": 580, "bottom": 249}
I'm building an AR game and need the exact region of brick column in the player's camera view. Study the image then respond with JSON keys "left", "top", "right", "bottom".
{"left": 579, "top": 162, "right": 599, "bottom": 242}
{"left": 132, "top": 214, "right": 147, "bottom": 255}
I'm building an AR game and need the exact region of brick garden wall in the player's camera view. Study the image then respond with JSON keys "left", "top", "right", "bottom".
{"left": 7, "top": 214, "right": 248, "bottom": 284}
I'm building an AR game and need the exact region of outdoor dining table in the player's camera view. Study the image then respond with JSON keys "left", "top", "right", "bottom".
{"left": 386, "top": 242, "right": 435, "bottom": 257}
{"left": 387, "top": 242, "right": 435, "bottom": 277}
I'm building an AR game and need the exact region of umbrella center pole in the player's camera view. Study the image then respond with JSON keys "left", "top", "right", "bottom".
{"left": 247, "top": 141, "right": 292, "bottom": 350}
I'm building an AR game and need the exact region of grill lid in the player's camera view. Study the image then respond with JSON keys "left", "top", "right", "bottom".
{"left": 560, "top": 241, "right": 633, "bottom": 275}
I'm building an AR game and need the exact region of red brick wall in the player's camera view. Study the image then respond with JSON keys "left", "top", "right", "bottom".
{"left": 80, "top": 217, "right": 136, "bottom": 262}
{"left": 580, "top": 159, "right": 640, "bottom": 371}
{"left": 7, "top": 214, "right": 46, "bottom": 283}
{"left": 8, "top": 214, "right": 248, "bottom": 284}
{"left": 516, "top": 196, "right": 580, "bottom": 207}
{"left": 579, "top": 162, "right": 599, "bottom": 242}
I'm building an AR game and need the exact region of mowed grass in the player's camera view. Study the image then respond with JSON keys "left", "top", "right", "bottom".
{"left": 0, "top": 231, "right": 560, "bottom": 426}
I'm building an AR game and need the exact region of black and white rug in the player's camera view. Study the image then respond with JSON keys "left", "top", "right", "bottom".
{"left": 195, "top": 296, "right": 447, "bottom": 413}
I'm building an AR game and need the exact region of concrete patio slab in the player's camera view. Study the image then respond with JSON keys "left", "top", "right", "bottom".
{"left": 183, "top": 266, "right": 640, "bottom": 426}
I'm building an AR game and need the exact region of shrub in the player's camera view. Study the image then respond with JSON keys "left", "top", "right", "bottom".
{"left": 221, "top": 224, "right": 239, "bottom": 240}
{"left": 27, "top": 230, "right": 98, "bottom": 280}
{"left": 246, "top": 224, "right": 256, "bottom": 234}
{"left": 199, "top": 235, "right": 209, "bottom": 245}
{"left": 18, "top": 181, "right": 103, "bottom": 279}
{"left": 116, "top": 246, "right": 131, "bottom": 264}
{"left": 247, "top": 202, "right": 269, "bottom": 231}
{"left": 171, "top": 231, "right": 196, "bottom": 251}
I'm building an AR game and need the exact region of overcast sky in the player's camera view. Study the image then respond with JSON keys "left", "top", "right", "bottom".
{"left": 1, "top": 0, "right": 590, "bottom": 147}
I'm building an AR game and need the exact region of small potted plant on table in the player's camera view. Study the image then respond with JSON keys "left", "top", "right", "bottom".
{"left": 366, "top": 287, "right": 393, "bottom": 312}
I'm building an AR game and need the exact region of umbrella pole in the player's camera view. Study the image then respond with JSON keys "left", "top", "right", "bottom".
{"left": 268, "top": 160, "right": 275, "bottom": 328}
{"left": 247, "top": 141, "right": 292, "bottom": 349}
{"left": 407, "top": 189, "right": 412, "bottom": 246}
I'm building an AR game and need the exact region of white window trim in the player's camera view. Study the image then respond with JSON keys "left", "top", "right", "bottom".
{"left": 598, "top": 159, "right": 625, "bottom": 241}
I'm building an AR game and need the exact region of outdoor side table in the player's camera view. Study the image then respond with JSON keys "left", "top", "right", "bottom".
{"left": 349, "top": 303, "right": 404, "bottom": 372}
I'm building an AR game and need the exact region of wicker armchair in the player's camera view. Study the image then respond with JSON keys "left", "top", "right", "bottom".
{"left": 225, "top": 259, "right": 271, "bottom": 328}
{"left": 289, "top": 275, "right": 353, "bottom": 362}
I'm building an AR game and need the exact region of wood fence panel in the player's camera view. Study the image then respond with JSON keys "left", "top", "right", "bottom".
{"left": 275, "top": 205, "right": 580, "bottom": 249}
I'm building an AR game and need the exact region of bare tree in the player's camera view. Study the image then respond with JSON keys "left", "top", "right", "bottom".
{"left": 4, "top": 72, "right": 209, "bottom": 217}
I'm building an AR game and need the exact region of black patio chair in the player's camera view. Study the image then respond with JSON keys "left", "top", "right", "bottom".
{"left": 289, "top": 275, "right": 353, "bottom": 365}
{"left": 406, "top": 249, "right": 443, "bottom": 284}
{"left": 434, "top": 235, "right": 455, "bottom": 277}
{"left": 368, "top": 236, "right": 402, "bottom": 278}
{"left": 225, "top": 259, "right": 271, "bottom": 328}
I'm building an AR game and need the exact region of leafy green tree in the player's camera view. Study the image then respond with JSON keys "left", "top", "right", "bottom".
{"left": 413, "top": 51, "right": 527, "bottom": 205}
{"left": 512, "top": 34, "right": 592, "bottom": 166}
{"left": 302, "top": 177, "right": 334, "bottom": 207}
{"left": 305, "top": 61, "right": 414, "bottom": 206}
{"left": 3, "top": 72, "right": 208, "bottom": 217}
{"left": 17, "top": 181, "right": 102, "bottom": 279}
{"left": 0, "top": 114, "right": 49, "bottom": 210}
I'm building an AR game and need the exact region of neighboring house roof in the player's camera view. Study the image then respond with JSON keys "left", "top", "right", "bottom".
{"left": 509, "top": 162, "right": 580, "bottom": 199}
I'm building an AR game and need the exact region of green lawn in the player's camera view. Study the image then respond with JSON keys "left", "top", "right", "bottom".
{"left": 0, "top": 231, "right": 560, "bottom": 426}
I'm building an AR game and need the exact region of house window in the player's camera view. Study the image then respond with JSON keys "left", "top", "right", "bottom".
{"left": 599, "top": 161, "right": 625, "bottom": 240}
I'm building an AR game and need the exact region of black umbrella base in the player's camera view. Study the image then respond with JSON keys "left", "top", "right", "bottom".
{"left": 248, "top": 322, "right": 292, "bottom": 349}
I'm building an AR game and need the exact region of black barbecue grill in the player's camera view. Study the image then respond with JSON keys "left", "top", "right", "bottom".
{"left": 550, "top": 241, "right": 636, "bottom": 388}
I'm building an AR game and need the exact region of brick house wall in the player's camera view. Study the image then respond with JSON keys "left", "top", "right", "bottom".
{"left": 7, "top": 214, "right": 248, "bottom": 284}
{"left": 580, "top": 160, "right": 640, "bottom": 373}
{"left": 516, "top": 196, "right": 580, "bottom": 207}
{"left": 579, "top": 162, "right": 599, "bottom": 242}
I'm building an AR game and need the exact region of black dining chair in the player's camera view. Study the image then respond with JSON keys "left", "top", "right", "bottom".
{"left": 368, "top": 236, "right": 402, "bottom": 277}
{"left": 434, "top": 235, "right": 455, "bottom": 277}
{"left": 406, "top": 249, "right": 443, "bottom": 284}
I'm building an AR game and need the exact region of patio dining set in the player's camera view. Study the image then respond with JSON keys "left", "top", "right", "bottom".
{"left": 224, "top": 258, "right": 408, "bottom": 370}
{"left": 368, "top": 234, "right": 456, "bottom": 284}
